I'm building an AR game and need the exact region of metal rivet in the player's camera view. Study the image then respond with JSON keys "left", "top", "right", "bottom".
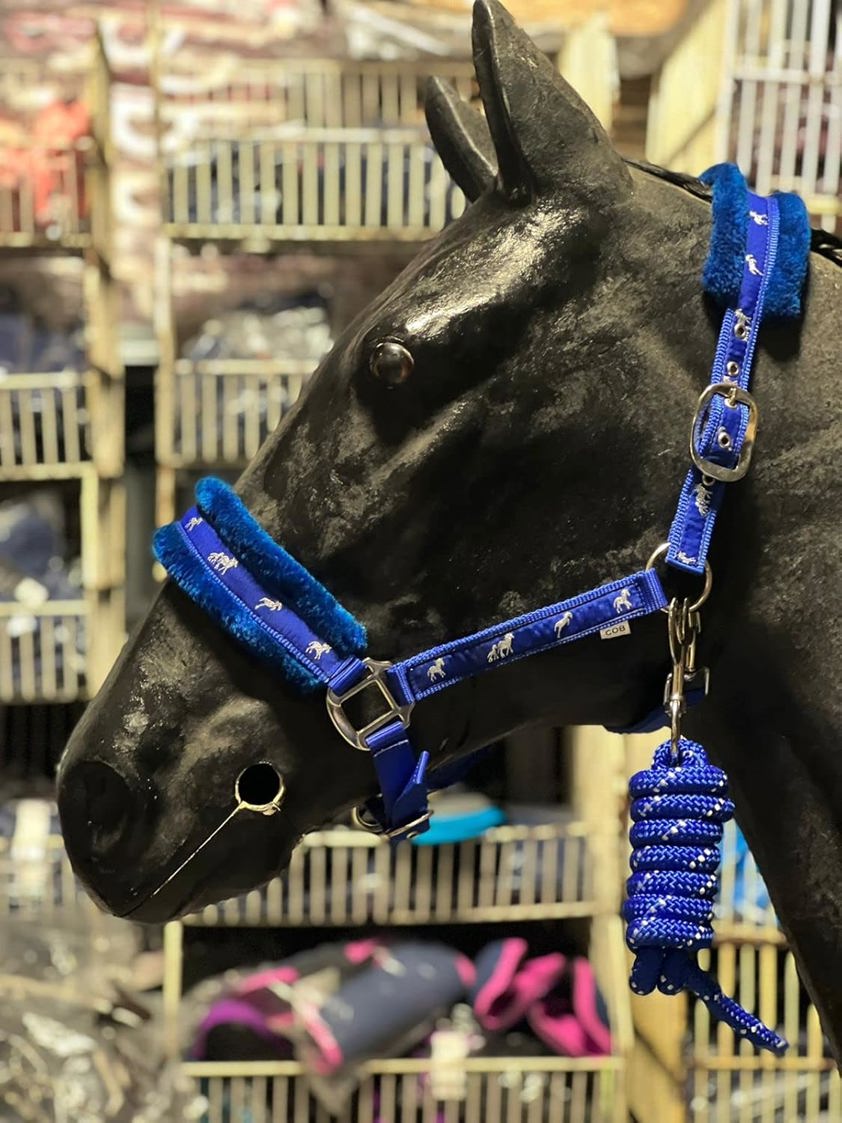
{"left": 717, "top": 429, "right": 732, "bottom": 450}
{"left": 725, "top": 360, "right": 740, "bottom": 379}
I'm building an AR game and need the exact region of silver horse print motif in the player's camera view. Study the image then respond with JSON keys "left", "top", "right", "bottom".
{"left": 306, "top": 641, "right": 332, "bottom": 660}
{"left": 745, "top": 253, "right": 763, "bottom": 277}
{"left": 427, "top": 657, "right": 447, "bottom": 681}
{"left": 613, "top": 589, "right": 632, "bottom": 613}
{"left": 255, "top": 597, "right": 284, "bottom": 611}
{"left": 693, "top": 480, "right": 712, "bottom": 517}
{"left": 186, "top": 516, "right": 204, "bottom": 532}
{"left": 749, "top": 209, "right": 769, "bottom": 226}
{"left": 487, "top": 632, "right": 515, "bottom": 662}
{"left": 554, "top": 612, "right": 573, "bottom": 637}
{"left": 208, "top": 552, "right": 239, "bottom": 576}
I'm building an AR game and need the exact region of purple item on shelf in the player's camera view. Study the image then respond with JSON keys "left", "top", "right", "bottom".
{"left": 192, "top": 964, "right": 299, "bottom": 1061}
{"left": 300, "top": 942, "right": 475, "bottom": 1075}
{"left": 191, "top": 939, "right": 388, "bottom": 1061}
{"left": 471, "top": 938, "right": 566, "bottom": 1033}
{"left": 527, "top": 957, "right": 612, "bottom": 1057}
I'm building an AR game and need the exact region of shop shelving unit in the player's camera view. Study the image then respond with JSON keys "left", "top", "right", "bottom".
{"left": 157, "top": 733, "right": 634, "bottom": 1120}
{"left": 162, "top": 836, "right": 631, "bottom": 1123}
{"left": 151, "top": 49, "right": 476, "bottom": 529}
{"left": 0, "top": 32, "right": 124, "bottom": 702}
{"left": 645, "top": 0, "right": 841, "bottom": 235}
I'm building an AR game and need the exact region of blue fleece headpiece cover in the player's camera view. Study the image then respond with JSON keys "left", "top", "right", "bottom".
{"left": 700, "top": 163, "right": 810, "bottom": 318}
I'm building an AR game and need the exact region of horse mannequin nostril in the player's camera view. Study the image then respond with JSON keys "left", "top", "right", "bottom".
{"left": 58, "top": 760, "right": 136, "bottom": 860}
{"left": 235, "top": 762, "right": 286, "bottom": 815}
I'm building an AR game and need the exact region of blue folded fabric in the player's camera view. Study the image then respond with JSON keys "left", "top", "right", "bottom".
{"left": 412, "top": 790, "right": 506, "bottom": 846}
{"left": 0, "top": 312, "right": 32, "bottom": 373}
{"left": 29, "top": 324, "right": 85, "bottom": 372}
{"left": 0, "top": 494, "right": 75, "bottom": 585}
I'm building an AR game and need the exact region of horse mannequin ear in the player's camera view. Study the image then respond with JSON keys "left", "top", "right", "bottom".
{"left": 471, "top": 0, "right": 631, "bottom": 205}
{"left": 425, "top": 77, "right": 496, "bottom": 202}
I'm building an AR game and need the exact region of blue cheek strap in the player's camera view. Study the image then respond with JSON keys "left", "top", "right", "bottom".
{"left": 154, "top": 165, "right": 809, "bottom": 1058}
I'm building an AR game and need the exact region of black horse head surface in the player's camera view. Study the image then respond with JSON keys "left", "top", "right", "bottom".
{"left": 58, "top": 0, "right": 842, "bottom": 1052}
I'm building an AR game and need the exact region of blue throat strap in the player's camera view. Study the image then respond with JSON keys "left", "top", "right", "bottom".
{"left": 154, "top": 165, "right": 808, "bottom": 1056}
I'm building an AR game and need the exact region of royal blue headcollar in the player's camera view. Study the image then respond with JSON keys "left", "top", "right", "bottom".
{"left": 154, "top": 165, "right": 810, "bottom": 1056}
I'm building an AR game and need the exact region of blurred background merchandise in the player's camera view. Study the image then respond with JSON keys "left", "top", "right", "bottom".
{"left": 0, "top": 1, "right": 838, "bottom": 1120}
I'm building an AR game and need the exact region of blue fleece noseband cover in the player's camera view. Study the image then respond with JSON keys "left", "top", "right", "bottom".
{"left": 154, "top": 506, "right": 363, "bottom": 693}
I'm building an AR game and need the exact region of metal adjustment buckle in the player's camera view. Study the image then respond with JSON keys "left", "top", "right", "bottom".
{"left": 326, "top": 658, "right": 414, "bottom": 751}
{"left": 689, "top": 382, "right": 759, "bottom": 483}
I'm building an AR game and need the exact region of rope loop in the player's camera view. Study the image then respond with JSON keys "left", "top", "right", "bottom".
{"left": 624, "top": 736, "right": 787, "bottom": 1056}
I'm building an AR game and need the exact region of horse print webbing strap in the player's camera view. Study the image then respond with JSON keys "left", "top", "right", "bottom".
{"left": 667, "top": 174, "right": 779, "bottom": 576}
{"left": 390, "top": 572, "right": 666, "bottom": 704}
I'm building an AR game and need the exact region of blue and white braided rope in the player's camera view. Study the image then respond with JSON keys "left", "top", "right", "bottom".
{"left": 624, "top": 737, "right": 787, "bottom": 1056}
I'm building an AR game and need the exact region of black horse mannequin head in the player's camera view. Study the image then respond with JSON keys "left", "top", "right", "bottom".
{"left": 58, "top": 0, "right": 842, "bottom": 1055}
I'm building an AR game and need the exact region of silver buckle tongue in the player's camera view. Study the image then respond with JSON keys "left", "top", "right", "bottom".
{"left": 690, "top": 382, "right": 759, "bottom": 483}
{"left": 326, "top": 658, "right": 414, "bottom": 751}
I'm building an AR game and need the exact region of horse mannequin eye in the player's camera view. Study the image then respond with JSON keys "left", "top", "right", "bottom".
{"left": 370, "top": 340, "right": 414, "bottom": 387}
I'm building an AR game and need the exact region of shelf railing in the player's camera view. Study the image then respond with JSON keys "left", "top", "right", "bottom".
{"left": 0, "top": 827, "right": 98, "bottom": 921}
{"left": 689, "top": 942, "right": 840, "bottom": 1122}
{"left": 0, "top": 140, "right": 92, "bottom": 251}
{"left": 184, "top": 822, "right": 595, "bottom": 928}
{"left": 0, "top": 601, "right": 87, "bottom": 702}
{"left": 183, "top": 1057, "right": 625, "bottom": 1123}
{"left": 161, "top": 357, "right": 313, "bottom": 468}
{"left": 0, "top": 371, "right": 91, "bottom": 477}
{"left": 164, "top": 127, "right": 465, "bottom": 244}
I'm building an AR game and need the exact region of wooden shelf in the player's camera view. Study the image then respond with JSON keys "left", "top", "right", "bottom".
{"left": 185, "top": 822, "right": 597, "bottom": 929}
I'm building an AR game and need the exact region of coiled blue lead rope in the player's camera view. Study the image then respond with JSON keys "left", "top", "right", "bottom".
{"left": 624, "top": 737, "right": 787, "bottom": 1056}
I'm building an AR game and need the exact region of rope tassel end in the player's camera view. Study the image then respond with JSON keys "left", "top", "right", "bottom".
{"left": 623, "top": 737, "right": 787, "bottom": 1056}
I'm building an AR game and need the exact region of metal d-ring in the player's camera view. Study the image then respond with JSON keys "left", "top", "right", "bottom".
{"left": 646, "top": 542, "right": 713, "bottom": 613}
{"left": 351, "top": 803, "right": 431, "bottom": 841}
{"left": 351, "top": 804, "right": 385, "bottom": 834}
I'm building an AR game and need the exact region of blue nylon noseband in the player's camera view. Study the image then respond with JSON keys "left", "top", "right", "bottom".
{"left": 155, "top": 166, "right": 810, "bottom": 1056}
